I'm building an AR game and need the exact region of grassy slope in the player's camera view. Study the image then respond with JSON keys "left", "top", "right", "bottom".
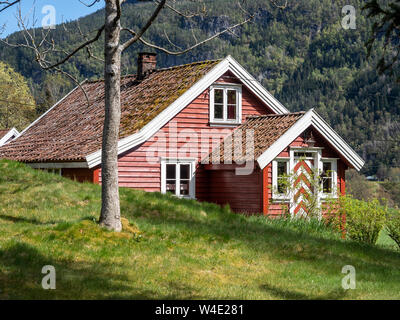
{"left": 0, "top": 160, "right": 399, "bottom": 300}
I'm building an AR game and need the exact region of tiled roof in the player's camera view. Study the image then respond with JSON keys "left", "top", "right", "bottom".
{"left": 208, "top": 112, "right": 305, "bottom": 163}
{"left": 0, "top": 60, "right": 220, "bottom": 163}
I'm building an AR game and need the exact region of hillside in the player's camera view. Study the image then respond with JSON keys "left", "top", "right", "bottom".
{"left": 0, "top": 159, "right": 399, "bottom": 299}
{"left": 0, "top": 0, "right": 399, "bottom": 176}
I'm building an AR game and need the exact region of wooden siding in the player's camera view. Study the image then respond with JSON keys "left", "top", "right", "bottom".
{"left": 197, "top": 165, "right": 263, "bottom": 213}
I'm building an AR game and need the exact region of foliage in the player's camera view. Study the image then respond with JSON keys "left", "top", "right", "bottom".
{"left": 0, "top": 159, "right": 399, "bottom": 299}
{"left": 327, "top": 196, "right": 387, "bottom": 245}
{"left": 0, "top": 61, "right": 36, "bottom": 130}
{"left": 363, "top": 0, "right": 400, "bottom": 79}
{"left": 386, "top": 208, "right": 400, "bottom": 249}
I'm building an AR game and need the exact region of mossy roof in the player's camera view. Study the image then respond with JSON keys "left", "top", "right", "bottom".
{"left": 0, "top": 60, "right": 220, "bottom": 162}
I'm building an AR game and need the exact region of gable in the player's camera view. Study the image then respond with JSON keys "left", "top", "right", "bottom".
{"left": 257, "top": 109, "right": 364, "bottom": 171}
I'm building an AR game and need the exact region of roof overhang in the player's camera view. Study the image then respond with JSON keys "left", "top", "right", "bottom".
{"left": 0, "top": 127, "right": 20, "bottom": 147}
{"left": 256, "top": 109, "right": 365, "bottom": 171}
{"left": 86, "top": 55, "right": 289, "bottom": 168}
{"left": 27, "top": 162, "right": 88, "bottom": 169}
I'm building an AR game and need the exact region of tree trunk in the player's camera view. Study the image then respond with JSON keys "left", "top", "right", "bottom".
{"left": 99, "top": 0, "right": 122, "bottom": 232}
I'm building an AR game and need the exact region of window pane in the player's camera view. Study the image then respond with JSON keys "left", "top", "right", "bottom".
{"left": 322, "top": 162, "right": 332, "bottom": 193}
{"left": 214, "top": 89, "right": 223, "bottom": 104}
{"left": 323, "top": 178, "right": 332, "bottom": 193}
{"left": 227, "top": 90, "right": 236, "bottom": 105}
{"left": 277, "top": 178, "right": 287, "bottom": 194}
{"left": 180, "top": 181, "right": 190, "bottom": 196}
{"left": 323, "top": 162, "right": 331, "bottom": 174}
{"left": 277, "top": 161, "right": 287, "bottom": 176}
{"left": 227, "top": 104, "right": 236, "bottom": 120}
{"left": 166, "top": 164, "right": 176, "bottom": 179}
{"left": 180, "top": 164, "right": 190, "bottom": 180}
{"left": 214, "top": 104, "right": 223, "bottom": 119}
{"left": 295, "top": 152, "right": 314, "bottom": 158}
{"left": 166, "top": 180, "right": 176, "bottom": 194}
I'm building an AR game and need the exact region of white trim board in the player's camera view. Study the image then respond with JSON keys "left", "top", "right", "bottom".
{"left": 86, "top": 55, "right": 289, "bottom": 168}
{"left": 0, "top": 127, "right": 20, "bottom": 146}
{"left": 257, "top": 109, "right": 365, "bottom": 171}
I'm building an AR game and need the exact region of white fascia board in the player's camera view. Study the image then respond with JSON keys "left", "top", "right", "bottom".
{"left": 18, "top": 81, "right": 87, "bottom": 138}
{"left": 309, "top": 110, "right": 365, "bottom": 171}
{"left": 28, "top": 162, "right": 88, "bottom": 169}
{"left": 257, "top": 110, "right": 313, "bottom": 169}
{"left": 256, "top": 109, "right": 365, "bottom": 171}
{"left": 0, "top": 127, "right": 20, "bottom": 146}
{"left": 225, "top": 55, "right": 289, "bottom": 114}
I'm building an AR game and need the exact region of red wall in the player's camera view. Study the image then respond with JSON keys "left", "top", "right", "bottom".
{"left": 196, "top": 165, "right": 263, "bottom": 213}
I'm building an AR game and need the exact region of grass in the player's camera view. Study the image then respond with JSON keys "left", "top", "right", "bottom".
{"left": 0, "top": 159, "right": 399, "bottom": 299}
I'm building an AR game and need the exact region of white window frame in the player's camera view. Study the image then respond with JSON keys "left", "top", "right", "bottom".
{"left": 161, "top": 158, "right": 196, "bottom": 199}
{"left": 209, "top": 84, "right": 242, "bottom": 125}
{"left": 272, "top": 158, "right": 290, "bottom": 201}
{"left": 320, "top": 158, "right": 338, "bottom": 199}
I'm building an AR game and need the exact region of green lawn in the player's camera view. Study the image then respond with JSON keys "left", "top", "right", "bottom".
{"left": 0, "top": 160, "right": 399, "bottom": 299}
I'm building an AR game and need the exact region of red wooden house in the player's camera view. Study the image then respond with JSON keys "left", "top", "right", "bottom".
{"left": 0, "top": 53, "right": 364, "bottom": 216}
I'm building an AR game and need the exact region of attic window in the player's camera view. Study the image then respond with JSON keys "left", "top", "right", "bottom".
{"left": 209, "top": 84, "right": 242, "bottom": 125}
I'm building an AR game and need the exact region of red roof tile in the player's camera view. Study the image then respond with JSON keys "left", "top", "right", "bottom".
{"left": 0, "top": 60, "right": 220, "bottom": 162}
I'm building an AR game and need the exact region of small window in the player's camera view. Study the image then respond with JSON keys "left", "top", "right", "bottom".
{"left": 162, "top": 160, "right": 195, "bottom": 198}
{"left": 210, "top": 85, "right": 241, "bottom": 125}
{"left": 294, "top": 152, "right": 314, "bottom": 158}
{"left": 277, "top": 161, "right": 289, "bottom": 194}
{"left": 321, "top": 162, "right": 333, "bottom": 194}
{"left": 272, "top": 159, "right": 290, "bottom": 200}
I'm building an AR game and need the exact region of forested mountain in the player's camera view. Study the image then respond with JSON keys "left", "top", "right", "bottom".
{"left": 0, "top": 0, "right": 399, "bottom": 176}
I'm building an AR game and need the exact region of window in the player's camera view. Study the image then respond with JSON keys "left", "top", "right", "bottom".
{"left": 321, "top": 159, "right": 337, "bottom": 197}
{"left": 277, "top": 161, "right": 288, "bottom": 194}
{"left": 161, "top": 159, "right": 195, "bottom": 198}
{"left": 210, "top": 85, "right": 242, "bottom": 125}
{"left": 272, "top": 159, "right": 290, "bottom": 199}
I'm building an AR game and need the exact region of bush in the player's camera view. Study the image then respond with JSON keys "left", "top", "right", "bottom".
{"left": 386, "top": 209, "right": 400, "bottom": 249}
{"left": 328, "top": 196, "right": 387, "bottom": 245}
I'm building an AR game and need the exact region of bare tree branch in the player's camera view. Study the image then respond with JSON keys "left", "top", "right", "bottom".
{"left": 0, "top": 0, "right": 20, "bottom": 13}
{"left": 121, "top": 15, "right": 254, "bottom": 55}
{"left": 120, "top": 0, "right": 166, "bottom": 52}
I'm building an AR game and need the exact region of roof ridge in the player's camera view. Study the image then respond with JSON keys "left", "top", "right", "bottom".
{"left": 85, "top": 59, "right": 222, "bottom": 84}
{"left": 246, "top": 111, "right": 306, "bottom": 119}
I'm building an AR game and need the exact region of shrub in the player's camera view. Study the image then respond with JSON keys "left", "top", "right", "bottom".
{"left": 327, "top": 196, "right": 387, "bottom": 245}
{"left": 386, "top": 209, "right": 400, "bottom": 249}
